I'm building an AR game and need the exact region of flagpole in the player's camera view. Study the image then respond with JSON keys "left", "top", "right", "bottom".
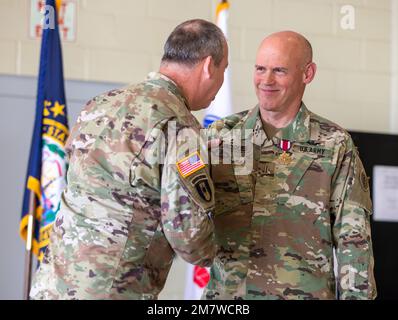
{"left": 23, "top": 190, "right": 36, "bottom": 300}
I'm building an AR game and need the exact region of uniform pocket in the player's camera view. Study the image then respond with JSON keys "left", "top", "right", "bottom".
{"left": 212, "top": 163, "right": 241, "bottom": 215}
{"left": 285, "top": 154, "right": 314, "bottom": 193}
{"left": 276, "top": 154, "right": 314, "bottom": 205}
{"left": 275, "top": 154, "right": 333, "bottom": 244}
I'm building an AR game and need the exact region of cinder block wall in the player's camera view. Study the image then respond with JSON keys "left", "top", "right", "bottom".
{"left": 0, "top": 0, "right": 393, "bottom": 132}
{"left": 0, "top": 0, "right": 393, "bottom": 299}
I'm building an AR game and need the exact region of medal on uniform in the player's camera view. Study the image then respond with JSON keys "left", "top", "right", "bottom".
{"left": 278, "top": 139, "right": 293, "bottom": 165}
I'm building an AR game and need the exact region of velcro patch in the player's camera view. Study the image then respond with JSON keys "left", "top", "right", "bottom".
{"left": 360, "top": 170, "right": 370, "bottom": 192}
{"left": 177, "top": 152, "right": 205, "bottom": 178}
{"left": 293, "top": 144, "right": 332, "bottom": 158}
{"left": 191, "top": 174, "right": 213, "bottom": 203}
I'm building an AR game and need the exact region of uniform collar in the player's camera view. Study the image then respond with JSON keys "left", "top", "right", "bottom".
{"left": 243, "top": 105, "right": 261, "bottom": 131}
{"left": 242, "top": 102, "right": 311, "bottom": 145}
{"left": 276, "top": 102, "right": 311, "bottom": 143}
{"left": 146, "top": 71, "right": 189, "bottom": 109}
{"left": 145, "top": 72, "right": 199, "bottom": 126}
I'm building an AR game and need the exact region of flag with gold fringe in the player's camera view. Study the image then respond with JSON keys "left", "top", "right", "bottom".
{"left": 20, "top": 0, "right": 69, "bottom": 262}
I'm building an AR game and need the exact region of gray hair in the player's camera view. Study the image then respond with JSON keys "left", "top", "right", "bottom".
{"left": 161, "top": 19, "right": 226, "bottom": 67}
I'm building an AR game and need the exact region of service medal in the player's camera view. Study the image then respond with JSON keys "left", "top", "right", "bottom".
{"left": 278, "top": 152, "right": 292, "bottom": 165}
{"left": 277, "top": 139, "right": 293, "bottom": 165}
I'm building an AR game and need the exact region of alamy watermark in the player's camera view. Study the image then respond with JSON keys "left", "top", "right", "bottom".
{"left": 42, "top": 4, "right": 356, "bottom": 31}
{"left": 340, "top": 5, "right": 356, "bottom": 30}
{"left": 142, "top": 122, "right": 255, "bottom": 175}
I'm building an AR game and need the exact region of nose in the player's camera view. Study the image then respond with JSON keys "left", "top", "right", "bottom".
{"left": 260, "top": 70, "right": 275, "bottom": 86}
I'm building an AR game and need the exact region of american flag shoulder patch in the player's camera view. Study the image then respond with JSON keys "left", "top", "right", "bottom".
{"left": 176, "top": 152, "right": 206, "bottom": 178}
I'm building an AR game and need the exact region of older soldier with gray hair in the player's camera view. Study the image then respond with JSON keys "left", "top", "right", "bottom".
{"left": 204, "top": 31, "right": 376, "bottom": 300}
{"left": 30, "top": 19, "right": 229, "bottom": 300}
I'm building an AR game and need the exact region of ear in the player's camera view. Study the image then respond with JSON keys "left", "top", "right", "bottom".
{"left": 202, "top": 56, "right": 214, "bottom": 79}
{"left": 303, "top": 62, "right": 317, "bottom": 84}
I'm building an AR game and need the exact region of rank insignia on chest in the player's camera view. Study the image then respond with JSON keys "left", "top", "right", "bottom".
{"left": 277, "top": 139, "right": 293, "bottom": 165}
{"left": 177, "top": 152, "right": 206, "bottom": 178}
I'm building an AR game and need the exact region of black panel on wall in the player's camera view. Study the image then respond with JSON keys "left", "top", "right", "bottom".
{"left": 349, "top": 131, "right": 398, "bottom": 300}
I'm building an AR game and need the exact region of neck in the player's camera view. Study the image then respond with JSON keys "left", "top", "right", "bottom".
{"left": 259, "top": 102, "right": 301, "bottom": 128}
{"left": 159, "top": 63, "right": 198, "bottom": 110}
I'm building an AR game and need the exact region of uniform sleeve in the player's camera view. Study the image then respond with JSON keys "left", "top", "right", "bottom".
{"left": 330, "top": 138, "right": 377, "bottom": 300}
{"left": 160, "top": 122, "right": 216, "bottom": 267}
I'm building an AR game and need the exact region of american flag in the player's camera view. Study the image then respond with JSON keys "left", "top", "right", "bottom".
{"left": 177, "top": 152, "right": 205, "bottom": 178}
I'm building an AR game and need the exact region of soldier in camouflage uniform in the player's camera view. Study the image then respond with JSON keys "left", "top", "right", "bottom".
{"left": 204, "top": 31, "right": 376, "bottom": 300}
{"left": 30, "top": 19, "right": 229, "bottom": 300}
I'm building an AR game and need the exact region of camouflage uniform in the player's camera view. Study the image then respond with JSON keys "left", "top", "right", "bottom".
{"left": 204, "top": 103, "right": 377, "bottom": 300}
{"left": 30, "top": 72, "right": 216, "bottom": 300}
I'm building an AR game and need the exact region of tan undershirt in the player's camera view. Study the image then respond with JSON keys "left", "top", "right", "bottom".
{"left": 261, "top": 118, "right": 280, "bottom": 140}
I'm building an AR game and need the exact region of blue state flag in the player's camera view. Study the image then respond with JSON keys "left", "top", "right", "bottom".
{"left": 20, "top": 0, "right": 69, "bottom": 262}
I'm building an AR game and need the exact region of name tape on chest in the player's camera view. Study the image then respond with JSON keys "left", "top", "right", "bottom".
{"left": 295, "top": 145, "right": 331, "bottom": 157}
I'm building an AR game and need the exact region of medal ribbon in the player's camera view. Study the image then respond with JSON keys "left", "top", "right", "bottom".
{"left": 279, "top": 139, "right": 292, "bottom": 152}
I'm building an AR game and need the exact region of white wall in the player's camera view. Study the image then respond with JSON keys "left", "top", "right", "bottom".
{"left": 0, "top": 0, "right": 394, "bottom": 133}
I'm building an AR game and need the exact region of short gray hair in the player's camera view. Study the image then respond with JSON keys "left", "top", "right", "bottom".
{"left": 161, "top": 19, "right": 226, "bottom": 67}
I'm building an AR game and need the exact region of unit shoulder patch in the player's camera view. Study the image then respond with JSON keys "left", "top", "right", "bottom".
{"left": 191, "top": 174, "right": 213, "bottom": 203}
{"left": 175, "top": 154, "right": 215, "bottom": 210}
{"left": 360, "top": 170, "right": 370, "bottom": 192}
